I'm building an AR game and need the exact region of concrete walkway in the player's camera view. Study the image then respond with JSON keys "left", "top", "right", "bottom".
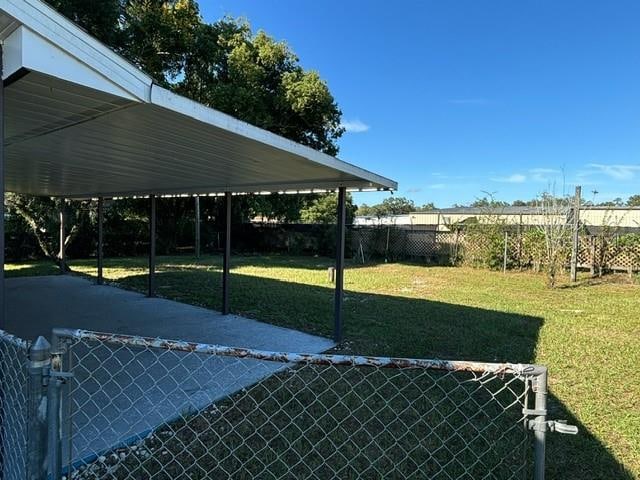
{"left": 5, "top": 275, "right": 334, "bottom": 469}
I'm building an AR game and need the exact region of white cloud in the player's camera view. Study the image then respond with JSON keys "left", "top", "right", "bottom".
{"left": 491, "top": 173, "right": 527, "bottom": 183}
{"left": 406, "top": 187, "right": 422, "bottom": 193}
{"left": 584, "top": 163, "right": 640, "bottom": 181}
{"left": 340, "top": 119, "right": 370, "bottom": 133}
{"left": 529, "top": 168, "right": 561, "bottom": 182}
{"left": 428, "top": 183, "right": 446, "bottom": 189}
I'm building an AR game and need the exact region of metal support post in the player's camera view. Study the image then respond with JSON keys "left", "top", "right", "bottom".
{"left": 58, "top": 203, "right": 66, "bottom": 273}
{"left": 222, "top": 192, "right": 231, "bottom": 315}
{"left": 334, "top": 187, "right": 346, "bottom": 343}
{"left": 27, "top": 337, "right": 51, "bottom": 480}
{"left": 533, "top": 368, "right": 548, "bottom": 480}
{"left": 0, "top": 45, "right": 5, "bottom": 329}
{"left": 46, "top": 348, "right": 65, "bottom": 480}
{"left": 195, "top": 196, "right": 201, "bottom": 259}
{"left": 148, "top": 195, "right": 156, "bottom": 297}
{"left": 97, "top": 197, "right": 104, "bottom": 285}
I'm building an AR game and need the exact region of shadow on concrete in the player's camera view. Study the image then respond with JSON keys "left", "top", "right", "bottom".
{"left": 66, "top": 264, "right": 635, "bottom": 480}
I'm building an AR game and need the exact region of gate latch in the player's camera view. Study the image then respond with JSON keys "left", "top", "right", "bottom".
{"left": 527, "top": 418, "right": 578, "bottom": 435}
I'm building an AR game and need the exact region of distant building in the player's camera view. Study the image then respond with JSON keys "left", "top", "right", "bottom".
{"left": 354, "top": 206, "right": 640, "bottom": 232}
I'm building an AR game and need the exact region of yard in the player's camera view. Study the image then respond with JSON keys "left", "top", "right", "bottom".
{"left": 7, "top": 255, "right": 639, "bottom": 479}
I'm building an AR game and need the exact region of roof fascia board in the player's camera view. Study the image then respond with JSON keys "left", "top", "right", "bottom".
{"left": 4, "top": 26, "right": 140, "bottom": 100}
{"left": 151, "top": 85, "right": 397, "bottom": 191}
{"left": 1, "top": 0, "right": 151, "bottom": 101}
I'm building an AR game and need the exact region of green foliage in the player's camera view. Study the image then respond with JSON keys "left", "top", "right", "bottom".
{"left": 414, "top": 202, "right": 436, "bottom": 212}
{"left": 627, "top": 194, "right": 640, "bottom": 207}
{"left": 299, "top": 193, "right": 356, "bottom": 224}
{"left": 356, "top": 196, "right": 425, "bottom": 217}
{"left": 178, "top": 19, "right": 343, "bottom": 156}
{"left": 460, "top": 220, "right": 510, "bottom": 270}
{"left": 618, "top": 233, "right": 640, "bottom": 265}
{"left": 521, "top": 229, "right": 547, "bottom": 271}
{"left": 469, "top": 197, "right": 509, "bottom": 208}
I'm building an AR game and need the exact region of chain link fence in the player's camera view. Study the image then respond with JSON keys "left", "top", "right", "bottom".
{"left": 49, "top": 329, "right": 551, "bottom": 480}
{"left": 351, "top": 226, "right": 640, "bottom": 273}
{"left": 0, "top": 329, "right": 30, "bottom": 480}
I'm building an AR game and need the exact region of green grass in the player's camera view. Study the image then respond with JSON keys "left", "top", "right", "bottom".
{"left": 7, "top": 255, "right": 639, "bottom": 479}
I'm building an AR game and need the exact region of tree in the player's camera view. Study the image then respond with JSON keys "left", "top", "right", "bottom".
{"left": 627, "top": 195, "right": 640, "bottom": 207}
{"left": 299, "top": 194, "right": 356, "bottom": 224}
{"left": 536, "top": 192, "right": 572, "bottom": 288}
{"left": 470, "top": 197, "right": 509, "bottom": 208}
{"left": 415, "top": 202, "right": 436, "bottom": 212}
{"left": 17, "top": 1, "right": 346, "bottom": 260}
{"left": 356, "top": 204, "right": 376, "bottom": 217}
{"left": 597, "top": 197, "right": 624, "bottom": 207}
{"left": 177, "top": 19, "right": 343, "bottom": 156}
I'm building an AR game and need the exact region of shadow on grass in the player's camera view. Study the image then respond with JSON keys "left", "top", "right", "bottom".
{"left": 76, "top": 266, "right": 633, "bottom": 480}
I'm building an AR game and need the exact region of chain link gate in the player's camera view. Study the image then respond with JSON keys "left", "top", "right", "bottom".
{"left": 0, "top": 326, "right": 578, "bottom": 479}
{"left": 43, "top": 328, "right": 577, "bottom": 480}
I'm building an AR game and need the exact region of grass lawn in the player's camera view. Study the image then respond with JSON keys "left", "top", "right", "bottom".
{"left": 7, "top": 255, "right": 639, "bottom": 479}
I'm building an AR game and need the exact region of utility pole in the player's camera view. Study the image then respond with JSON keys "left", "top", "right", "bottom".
{"left": 570, "top": 186, "right": 581, "bottom": 283}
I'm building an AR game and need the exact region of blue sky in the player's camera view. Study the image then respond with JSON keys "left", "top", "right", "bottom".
{"left": 200, "top": 1, "right": 640, "bottom": 207}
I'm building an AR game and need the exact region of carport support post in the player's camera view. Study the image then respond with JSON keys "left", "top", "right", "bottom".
{"left": 0, "top": 45, "right": 4, "bottom": 329}
{"left": 58, "top": 202, "right": 66, "bottom": 273}
{"left": 222, "top": 192, "right": 231, "bottom": 315}
{"left": 334, "top": 187, "right": 346, "bottom": 343}
{"left": 97, "top": 197, "right": 104, "bottom": 285}
{"left": 195, "top": 196, "right": 201, "bottom": 258}
{"left": 148, "top": 194, "right": 157, "bottom": 297}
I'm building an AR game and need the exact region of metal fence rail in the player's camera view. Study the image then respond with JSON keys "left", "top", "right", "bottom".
{"left": 0, "top": 329, "right": 30, "bottom": 480}
{"left": 51, "top": 328, "right": 553, "bottom": 480}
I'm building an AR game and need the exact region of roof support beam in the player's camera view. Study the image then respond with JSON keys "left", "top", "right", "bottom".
{"left": 222, "top": 192, "right": 231, "bottom": 315}
{"left": 148, "top": 195, "right": 156, "bottom": 298}
{"left": 334, "top": 187, "right": 346, "bottom": 343}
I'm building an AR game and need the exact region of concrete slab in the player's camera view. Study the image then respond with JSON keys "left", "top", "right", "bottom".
{"left": 6, "top": 275, "right": 333, "bottom": 352}
{"left": 4, "top": 275, "right": 334, "bottom": 469}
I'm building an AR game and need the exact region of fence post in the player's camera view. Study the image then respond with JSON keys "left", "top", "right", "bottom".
{"left": 27, "top": 337, "right": 50, "bottom": 480}
{"left": 569, "top": 186, "right": 581, "bottom": 282}
{"left": 46, "top": 344, "right": 65, "bottom": 480}
{"left": 503, "top": 231, "right": 508, "bottom": 273}
{"left": 533, "top": 367, "right": 548, "bottom": 480}
{"left": 590, "top": 236, "right": 596, "bottom": 276}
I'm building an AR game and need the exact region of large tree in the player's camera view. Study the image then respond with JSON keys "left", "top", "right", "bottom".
{"left": 13, "top": 1, "right": 345, "bottom": 260}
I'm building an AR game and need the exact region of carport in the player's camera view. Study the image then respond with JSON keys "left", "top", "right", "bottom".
{"left": 0, "top": 0, "right": 396, "bottom": 343}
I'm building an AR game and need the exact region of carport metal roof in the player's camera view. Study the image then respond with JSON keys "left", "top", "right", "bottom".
{"left": 0, "top": 0, "right": 396, "bottom": 198}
